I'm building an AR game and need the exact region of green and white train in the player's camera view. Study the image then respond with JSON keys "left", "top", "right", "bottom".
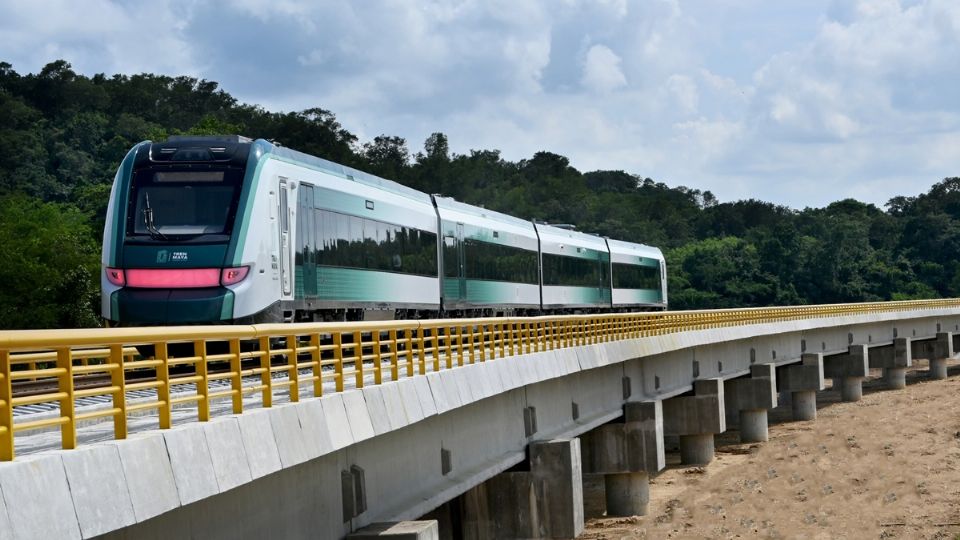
{"left": 101, "top": 136, "right": 667, "bottom": 325}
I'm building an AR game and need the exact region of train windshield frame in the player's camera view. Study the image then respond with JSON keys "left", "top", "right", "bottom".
{"left": 125, "top": 167, "right": 244, "bottom": 242}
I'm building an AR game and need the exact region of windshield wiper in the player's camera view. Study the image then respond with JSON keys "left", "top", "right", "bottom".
{"left": 142, "top": 193, "right": 168, "bottom": 241}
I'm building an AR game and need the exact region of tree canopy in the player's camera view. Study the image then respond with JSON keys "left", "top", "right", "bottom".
{"left": 0, "top": 59, "right": 955, "bottom": 328}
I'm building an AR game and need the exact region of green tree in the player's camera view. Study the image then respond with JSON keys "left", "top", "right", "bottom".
{"left": 0, "top": 195, "right": 101, "bottom": 328}
{"left": 667, "top": 237, "right": 782, "bottom": 309}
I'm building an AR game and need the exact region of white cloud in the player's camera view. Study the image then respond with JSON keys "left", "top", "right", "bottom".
{"left": 0, "top": 0, "right": 201, "bottom": 77}
{"left": 580, "top": 44, "right": 627, "bottom": 93}
{"left": 770, "top": 95, "right": 798, "bottom": 124}
{"left": 665, "top": 74, "right": 698, "bottom": 114}
{"left": 2, "top": 0, "right": 960, "bottom": 209}
{"left": 824, "top": 112, "right": 859, "bottom": 139}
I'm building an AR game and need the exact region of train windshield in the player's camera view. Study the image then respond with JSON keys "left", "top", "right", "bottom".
{"left": 127, "top": 168, "right": 243, "bottom": 241}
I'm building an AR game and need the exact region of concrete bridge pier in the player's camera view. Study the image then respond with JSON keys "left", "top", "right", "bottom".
{"left": 581, "top": 401, "right": 665, "bottom": 516}
{"left": 884, "top": 367, "right": 907, "bottom": 388}
{"left": 780, "top": 353, "right": 825, "bottom": 421}
{"left": 824, "top": 345, "right": 869, "bottom": 402}
{"left": 929, "top": 332, "right": 953, "bottom": 379}
{"left": 663, "top": 379, "right": 725, "bottom": 465}
{"left": 460, "top": 439, "right": 584, "bottom": 539}
{"left": 724, "top": 363, "right": 777, "bottom": 443}
{"left": 870, "top": 337, "right": 912, "bottom": 390}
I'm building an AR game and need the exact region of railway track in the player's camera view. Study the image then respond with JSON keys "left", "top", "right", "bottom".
{"left": 8, "top": 353, "right": 380, "bottom": 418}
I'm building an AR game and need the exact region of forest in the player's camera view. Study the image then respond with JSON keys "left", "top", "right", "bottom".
{"left": 1, "top": 60, "right": 958, "bottom": 330}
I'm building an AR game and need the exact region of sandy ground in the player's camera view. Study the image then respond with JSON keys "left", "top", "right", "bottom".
{"left": 581, "top": 362, "right": 960, "bottom": 540}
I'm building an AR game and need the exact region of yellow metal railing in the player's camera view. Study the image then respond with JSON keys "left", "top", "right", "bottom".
{"left": 0, "top": 298, "right": 959, "bottom": 460}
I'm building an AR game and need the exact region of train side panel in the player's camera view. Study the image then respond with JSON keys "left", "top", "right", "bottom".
{"left": 256, "top": 150, "right": 441, "bottom": 316}
{"left": 535, "top": 223, "right": 612, "bottom": 310}
{"left": 434, "top": 196, "right": 540, "bottom": 311}
{"left": 607, "top": 238, "right": 667, "bottom": 310}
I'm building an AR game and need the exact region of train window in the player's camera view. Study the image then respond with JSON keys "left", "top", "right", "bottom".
{"left": 443, "top": 236, "right": 459, "bottom": 278}
{"left": 462, "top": 239, "right": 538, "bottom": 284}
{"left": 542, "top": 252, "right": 603, "bottom": 287}
{"left": 612, "top": 262, "right": 661, "bottom": 289}
{"left": 127, "top": 167, "right": 241, "bottom": 239}
{"left": 297, "top": 185, "right": 315, "bottom": 265}
{"left": 313, "top": 209, "right": 437, "bottom": 277}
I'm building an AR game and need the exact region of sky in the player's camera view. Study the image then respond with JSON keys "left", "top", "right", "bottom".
{"left": 2, "top": 0, "right": 959, "bottom": 209}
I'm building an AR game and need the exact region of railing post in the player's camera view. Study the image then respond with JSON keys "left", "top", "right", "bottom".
{"left": 455, "top": 325, "right": 464, "bottom": 366}
{"left": 514, "top": 321, "right": 521, "bottom": 356}
{"left": 373, "top": 330, "right": 383, "bottom": 385}
{"left": 56, "top": 347, "right": 77, "bottom": 450}
{"left": 432, "top": 327, "right": 442, "bottom": 372}
{"left": 230, "top": 338, "right": 245, "bottom": 411}
{"left": 260, "top": 336, "right": 274, "bottom": 405}
{"left": 286, "top": 334, "right": 299, "bottom": 402}
{"left": 496, "top": 322, "right": 505, "bottom": 359}
{"left": 415, "top": 327, "right": 426, "bottom": 375}
{"left": 156, "top": 342, "right": 171, "bottom": 429}
{"left": 523, "top": 321, "right": 529, "bottom": 353}
{"left": 532, "top": 321, "right": 540, "bottom": 353}
{"left": 389, "top": 329, "right": 400, "bottom": 381}
{"left": 109, "top": 345, "right": 128, "bottom": 440}
{"left": 333, "top": 332, "right": 344, "bottom": 393}
{"left": 445, "top": 326, "right": 455, "bottom": 369}
{"left": 516, "top": 320, "right": 530, "bottom": 355}
{"left": 467, "top": 324, "right": 476, "bottom": 364}
{"left": 525, "top": 321, "right": 533, "bottom": 353}
{"left": 310, "top": 333, "right": 323, "bottom": 397}
{"left": 486, "top": 322, "right": 493, "bottom": 359}
{"left": 0, "top": 350, "right": 14, "bottom": 461}
{"left": 194, "top": 340, "right": 209, "bottom": 421}
{"left": 353, "top": 331, "right": 364, "bottom": 389}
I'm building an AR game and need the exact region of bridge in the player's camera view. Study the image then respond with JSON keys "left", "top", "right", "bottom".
{"left": 1, "top": 299, "right": 959, "bottom": 539}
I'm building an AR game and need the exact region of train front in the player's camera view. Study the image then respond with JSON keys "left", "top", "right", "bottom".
{"left": 101, "top": 136, "right": 260, "bottom": 326}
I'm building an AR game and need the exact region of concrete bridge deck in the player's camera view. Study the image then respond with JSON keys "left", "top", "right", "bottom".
{"left": 1, "top": 300, "right": 959, "bottom": 539}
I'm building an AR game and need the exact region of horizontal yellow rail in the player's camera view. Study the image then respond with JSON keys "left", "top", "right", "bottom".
{"left": 0, "top": 298, "right": 958, "bottom": 460}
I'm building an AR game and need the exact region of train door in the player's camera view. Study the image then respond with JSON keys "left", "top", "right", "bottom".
{"left": 456, "top": 223, "right": 466, "bottom": 299}
{"left": 442, "top": 223, "right": 466, "bottom": 306}
{"left": 278, "top": 178, "right": 292, "bottom": 296}
{"left": 300, "top": 184, "right": 317, "bottom": 297}
{"left": 597, "top": 251, "right": 604, "bottom": 301}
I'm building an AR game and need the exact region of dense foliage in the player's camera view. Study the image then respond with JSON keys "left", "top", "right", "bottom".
{"left": 0, "top": 60, "right": 955, "bottom": 328}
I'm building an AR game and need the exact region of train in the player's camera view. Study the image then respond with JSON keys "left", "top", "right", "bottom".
{"left": 100, "top": 135, "right": 667, "bottom": 325}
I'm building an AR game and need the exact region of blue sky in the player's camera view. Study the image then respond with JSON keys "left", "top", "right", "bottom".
{"left": 2, "top": 0, "right": 959, "bottom": 209}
